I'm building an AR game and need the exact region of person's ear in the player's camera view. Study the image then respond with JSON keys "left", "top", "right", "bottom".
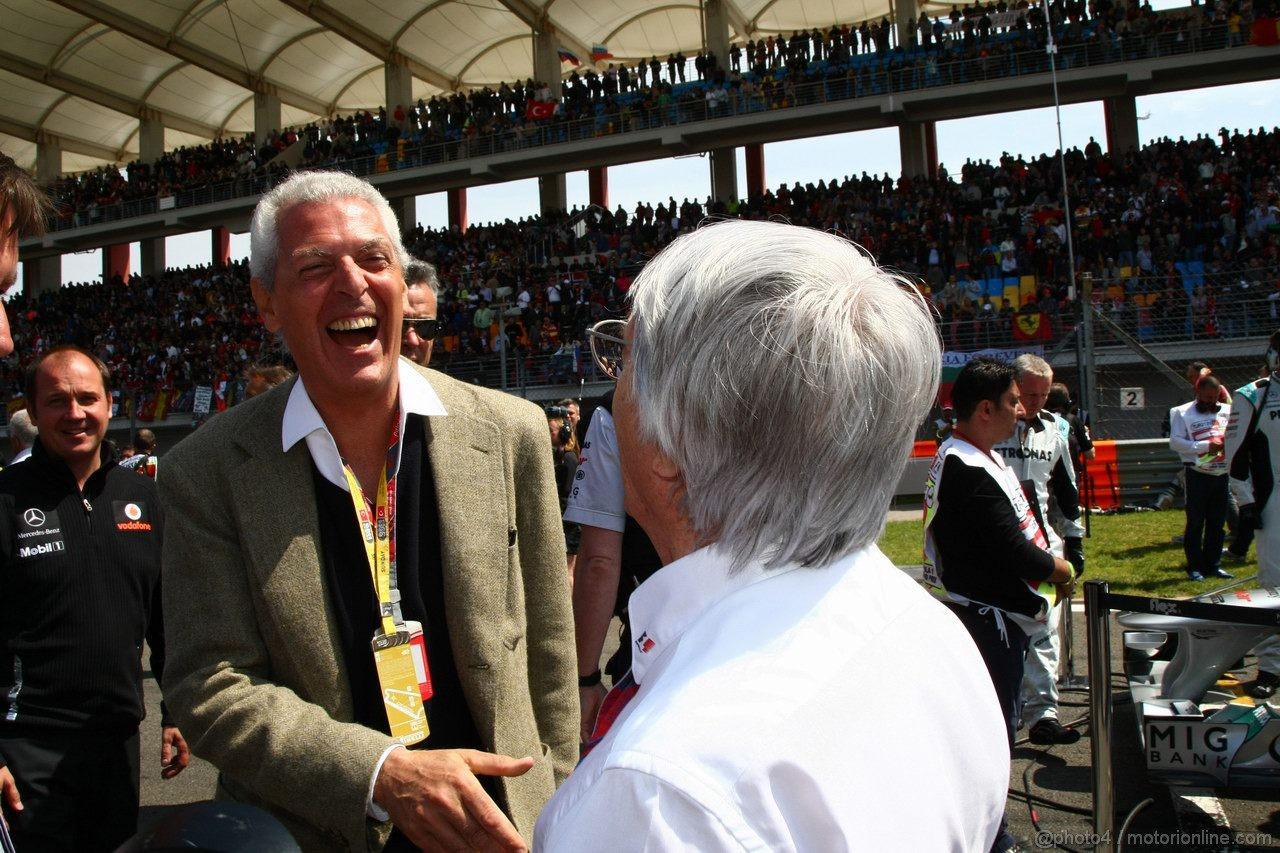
{"left": 653, "top": 451, "right": 680, "bottom": 486}
{"left": 251, "top": 279, "right": 281, "bottom": 333}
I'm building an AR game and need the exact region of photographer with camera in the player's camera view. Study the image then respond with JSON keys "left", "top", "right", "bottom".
{"left": 547, "top": 406, "right": 581, "bottom": 579}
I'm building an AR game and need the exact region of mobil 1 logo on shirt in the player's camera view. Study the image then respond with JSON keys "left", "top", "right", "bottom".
{"left": 16, "top": 507, "right": 66, "bottom": 559}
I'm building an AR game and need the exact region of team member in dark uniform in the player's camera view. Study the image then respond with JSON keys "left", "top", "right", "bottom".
{"left": 0, "top": 346, "right": 188, "bottom": 851}
{"left": 924, "top": 357, "right": 1074, "bottom": 853}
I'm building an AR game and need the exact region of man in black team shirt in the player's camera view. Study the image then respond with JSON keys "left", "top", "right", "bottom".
{"left": 0, "top": 347, "right": 189, "bottom": 851}
{"left": 924, "top": 357, "right": 1074, "bottom": 853}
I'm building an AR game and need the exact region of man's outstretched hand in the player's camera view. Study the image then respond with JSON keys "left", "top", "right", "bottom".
{"left": 374, "top": 747, "right": 534, "bottom": 852}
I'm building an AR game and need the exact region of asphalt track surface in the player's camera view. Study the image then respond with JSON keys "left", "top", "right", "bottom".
{"left": 136, "top": 532, "right": 1280, "bottom": 850}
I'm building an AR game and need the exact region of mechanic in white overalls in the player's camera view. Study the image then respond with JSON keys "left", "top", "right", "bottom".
{"left": 993, "top": 354, "right": 1086, "bottom": 745}
{"left": 1225, "top": 331, "right": 1280, "bottom": 699}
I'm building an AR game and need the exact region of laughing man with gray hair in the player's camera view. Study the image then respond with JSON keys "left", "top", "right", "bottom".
{"left": 159, "top": 170, "right": 575, "bottom": 852}
{"left": 535, "top": 219, "right": 1009, "bottom": 852}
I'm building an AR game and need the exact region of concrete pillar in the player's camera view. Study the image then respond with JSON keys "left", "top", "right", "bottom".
{"left": 104, "top": 244, "right": 131, "bottom": 282}
{"left": 140, "top": 118, "right": 167, "bottom": 281}
{"left": 744, "top": 143, "right": 765, "bottom": 200}
{"left": 532, "top": 27, "right": 567, "bottom": 222}
{"left": 703, "top": 0, "right": 731, "bottom": 70}
{"left": 141, "top": 239, "right": 165, "bottom": 278}
{"left": 539, "top": 174, "right": 567, "bottom": 216}
{"left": 135, "top": 125, "right": 168, "bottom": 279}
{"left": 1103, "top": 96, "right": 1140, "bottom": 156}
{"left": 139, "top": 112, "right": 165, "bottom": 165}
{"left": 898, "top": 120, "right": 937, "bottom": 178}
{"left": 31, "top": 142, "right": 58, "bottom": 293}
{"left": 709, "top": 148, "right": 738, "bottom": 206}
{"left": 211, "top": 227, "right": 231, "bottom": 268}
{"left": 447, "top": 187, "right": 468, "bottom": 233}
{"left": 254, "top": 89, "right": 282, "bottom": 144}
{"left": 389, "top": 195, "right": 416, "bottom": 234}
{"left": 24, "top": 257, "right": 61, "bottom": 296}
{"left": 588, "top": 167, "right": 609, "bottom": 209}
{"left": 385, "top": 61, "right": 414, "bottom": 130}
{"left": 896, "top": 0, "right": 919, "bottom": 46}
{"left": 532, "top": 28, "right": 563, "bottom": 99}
{"left": 35, "top": 138, "right": 61, "bottom": 185}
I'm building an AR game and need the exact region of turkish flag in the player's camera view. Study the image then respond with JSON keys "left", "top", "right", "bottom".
{"left": 526, "top": 101, "right": 556, "bottom": 121}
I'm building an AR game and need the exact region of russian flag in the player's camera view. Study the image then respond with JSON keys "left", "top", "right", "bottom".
{"left": 591, "top": 44, "right": 613, "bottom": 61}
{"left": 557, "top": 49, "right": 579, "bottom": 66}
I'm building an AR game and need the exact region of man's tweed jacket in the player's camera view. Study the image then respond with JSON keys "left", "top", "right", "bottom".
{"left": 159, "top": 365, "right": 576, "bottom": 851}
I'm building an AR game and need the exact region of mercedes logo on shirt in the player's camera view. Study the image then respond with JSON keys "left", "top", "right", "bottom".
{"left": 22, "top": 508, "right": 46, "bottom": 528}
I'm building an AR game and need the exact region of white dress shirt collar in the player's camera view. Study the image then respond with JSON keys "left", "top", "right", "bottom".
{"left": 281, "top": 358, "right": 447, "bottom": 491}
{"left": 626, "top": 544, "right": 801, "bottom": 685}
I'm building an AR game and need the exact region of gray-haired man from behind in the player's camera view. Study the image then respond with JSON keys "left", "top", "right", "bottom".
{"left": 536, "top": 219, "right": 1010, "bottom": 851}
{"left": 7, "top": 410, "right": 35, "bottom": 465}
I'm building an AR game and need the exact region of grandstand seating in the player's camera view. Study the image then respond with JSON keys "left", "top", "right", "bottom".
{"left": 42, "top": 0, "right": 1268, "bottom": 230}
{"left": 6, "top": 118, "right": 1277, "bottom": 419}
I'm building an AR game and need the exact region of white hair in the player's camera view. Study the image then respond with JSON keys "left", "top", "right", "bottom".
{"left": 1013, "top": 353, "right": 1052, "bottom": 381}
{"left": 249, "top": 170, "right": 410, "bottom": 290}
{"left": 9, "top": 408, "right": 36, "bottom": 448}
{"left": 626, "top": 218, "right": 941, "bottom": 570}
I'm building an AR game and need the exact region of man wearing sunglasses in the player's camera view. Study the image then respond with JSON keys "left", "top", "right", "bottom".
{"left": 402, "top": 260, "right": 439, "bottom": 366}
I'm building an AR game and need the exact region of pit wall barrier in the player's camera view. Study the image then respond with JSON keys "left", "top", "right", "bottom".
{"left": 907, "top": 439, "right": 1178, "bottom": 511}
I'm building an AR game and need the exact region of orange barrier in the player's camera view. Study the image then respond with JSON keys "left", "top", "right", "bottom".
{"left": 1084, "top": 440, "right": 1119, "bottom": 510}
{"left": 912, "top": 440, "right": 937, "bottom": 459}
{"left": 907, "top": 437, "right": 1178, "bottom": 512}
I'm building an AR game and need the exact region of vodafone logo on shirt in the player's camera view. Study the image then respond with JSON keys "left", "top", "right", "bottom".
{"left": 113, "top": 501, "right": 153, "bottom": 532}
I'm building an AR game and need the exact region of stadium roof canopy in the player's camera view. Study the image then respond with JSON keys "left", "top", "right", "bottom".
{"left": 1, "top": 0, "right": 914, "bottom": 176}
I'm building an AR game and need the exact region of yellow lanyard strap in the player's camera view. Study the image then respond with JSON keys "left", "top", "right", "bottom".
{"left": 341, "top": 462, "right": 399, "bottom": 639}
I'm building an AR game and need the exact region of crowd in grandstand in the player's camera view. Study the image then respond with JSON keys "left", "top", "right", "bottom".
{"left": 44, "top": 0, "right": 1272, "bottom": 229}
{"left": 7, "top": 118, "right": 1278, "bottom": 414}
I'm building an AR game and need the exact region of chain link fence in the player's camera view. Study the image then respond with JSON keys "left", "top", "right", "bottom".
{"left": 1053, "top": 267, "right": 1277, "bottom": 441}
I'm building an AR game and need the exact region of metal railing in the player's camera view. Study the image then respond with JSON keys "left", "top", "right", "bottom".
{"left": 934, "top": 278, "right": 1279, "bottom": 355}
{"left": 49, "top": 18, "right": 1257, "bottom": 231}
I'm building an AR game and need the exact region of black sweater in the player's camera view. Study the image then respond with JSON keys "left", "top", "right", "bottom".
{"left": 931, "top": 453, "right": 1057, "bottom": 617}
{"left": 0, "top": 440, "right": 166, "bottom": 759}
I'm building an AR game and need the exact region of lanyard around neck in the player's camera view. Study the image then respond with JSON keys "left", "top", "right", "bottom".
{"left": 339, "top": 413, "right": 402, "bottom": 640}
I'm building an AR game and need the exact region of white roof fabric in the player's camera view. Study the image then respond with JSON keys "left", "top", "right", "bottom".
{"left": 0, "top": 0, "right": 918, "bottom": 174}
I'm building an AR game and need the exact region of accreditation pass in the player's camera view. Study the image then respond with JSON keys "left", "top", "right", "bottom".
{"left": 373, "top": 620, "right": 431, "bottom": 746}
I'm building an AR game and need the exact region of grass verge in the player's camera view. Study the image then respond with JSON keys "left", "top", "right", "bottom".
{"left": 878, "top": 508, "right": 1257, "bottom": 599}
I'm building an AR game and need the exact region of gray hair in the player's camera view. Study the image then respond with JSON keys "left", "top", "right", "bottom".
{"left": 9, "top": 408, "right": 36, "bottom": 448}
{"left": 1012, "top": 353, "right": 1053, "bottom": 381}
{"left": 626, "top": 219, "right": 940, "bottom": 570}
{"left": 405, "top": 260, "right": 439, "bottom": 296}
{"left": 249, "top": 170, "right": 411, "bottom": 290}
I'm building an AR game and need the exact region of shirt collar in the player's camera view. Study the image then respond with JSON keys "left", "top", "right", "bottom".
{"left": 281, "top": 359, "right": 448, "bottom": 491}
{"left": 625, "top": 545, "right": 801, "bottom": 685}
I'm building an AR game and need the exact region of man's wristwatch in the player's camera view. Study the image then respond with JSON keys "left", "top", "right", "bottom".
{"left": 578, "top": 669, "right": 603, "bottom": 688}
